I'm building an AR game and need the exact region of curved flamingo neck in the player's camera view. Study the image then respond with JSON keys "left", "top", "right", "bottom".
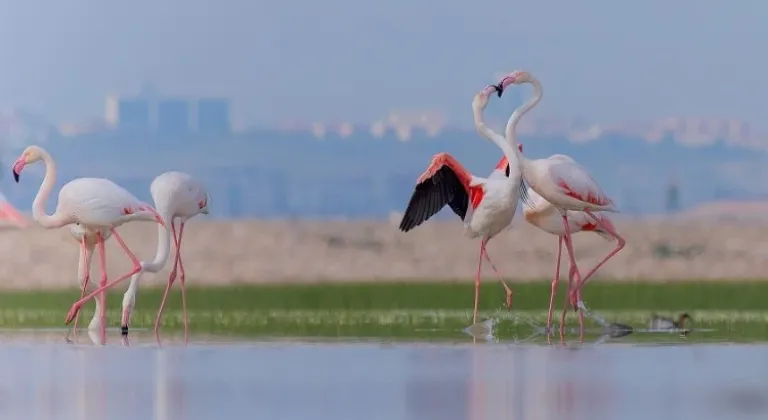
{"left": 505, "top": 77, "right": 543, "bottom": 174}
{"left": 31, "top": 148, "right": 69, "bottom": 228}
{"left": 122, "top": 210, "right": 173, "bottom": 321}
{"left": 143, "top": 214, "right": 172, "bottom": 272}
{"left": 472, "top": 99, "right": 519, "bottom": 187}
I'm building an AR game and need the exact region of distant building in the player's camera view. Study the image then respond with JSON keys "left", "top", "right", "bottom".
{"left": 157, "top": 99, "right": 191, "bottom": 134}
{"left": 104, "top": 94, "right": 230, "bottom": 135}
{"left": 196, "top": 98, "right": 230, "bottom": 134}
{"left": 105, "top": 95, "right": 151, "bottom": 130}
{"left": 666, "top": 177, "right": 680, "bottom": 214}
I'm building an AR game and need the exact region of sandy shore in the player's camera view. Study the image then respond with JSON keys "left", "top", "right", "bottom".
{"left": 0, "top": 217, "right": 765, "bottom": 290}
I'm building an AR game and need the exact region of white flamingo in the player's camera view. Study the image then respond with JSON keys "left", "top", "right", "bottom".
{"left": 121, "top": 171, "right": 209, "bottom": 342}
{"left": 492, "top": 148, "right": 625, "bottom": 335}
{"left": 11, "top": 145, "right": 166, "bottom": 344}
{"left": 495, "top": 70, "right": 624, "bottom": 339}
{"left": 398, "top": 84, "right": 527, "bottom": 324}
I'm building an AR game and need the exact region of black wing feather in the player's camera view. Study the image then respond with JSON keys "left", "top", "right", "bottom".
{"left": 399, "top": 166, "right": 469, "bottom": 232}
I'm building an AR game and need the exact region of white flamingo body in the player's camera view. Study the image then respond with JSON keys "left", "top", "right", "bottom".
{"left": 12, "top": 145, "right": 165, "bottom": 344}
{"left": 121, "top": 171, "right": 209, "bottom": 340}
{"left": 56, "top": 178, "right": 162, "bottom": 227}
{"left": 523, "top": 187, "right": 614, "bottom": 240}
{"left": 150, "top": 171, "right": 209, "bottom": 220}
{"left": 523, "top": 157, "right": 615, "bottom": 213}
{"left": 463, "top": 177, "right": 519, "bottom": 239}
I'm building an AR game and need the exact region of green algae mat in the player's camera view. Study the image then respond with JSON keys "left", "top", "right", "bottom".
{"left": 1, "top": 281, "right": 767, "bottom": 341}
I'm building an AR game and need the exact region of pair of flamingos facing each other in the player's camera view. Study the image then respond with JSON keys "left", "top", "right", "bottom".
{"left": 11, "top": 146, "right": 208, "bottom": 345}
{"left": 399, "top": 70, "right": 625, "bottom": 339}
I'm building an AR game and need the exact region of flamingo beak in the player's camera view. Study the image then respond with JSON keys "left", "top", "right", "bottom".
{"left": 493, "top": 84, "right": 504, "bottom": 97}
{"left": 12, "top": 158, "right": 25, "bottom": 183}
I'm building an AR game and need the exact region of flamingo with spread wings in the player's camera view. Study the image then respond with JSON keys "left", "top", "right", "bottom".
{"left": 398, "top": 84, "right": 527, "bottom": 324}
{"left": 494, "top": 70, "right": 625, "bottom": 339}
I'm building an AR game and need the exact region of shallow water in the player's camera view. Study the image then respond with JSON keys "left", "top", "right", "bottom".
{"left": 0, "top": 331, "right": 766, "bottom": 420}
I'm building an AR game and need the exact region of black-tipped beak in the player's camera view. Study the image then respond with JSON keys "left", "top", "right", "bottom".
{"left": 493, "top": 84, "right": 504, "bottom": 97}
{"left": 12, "top": 170, "right": 19, "bottom": 183}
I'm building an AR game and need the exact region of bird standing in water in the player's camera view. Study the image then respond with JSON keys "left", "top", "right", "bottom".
{"left": 121, "top": 171, "right": 209, "bottom": 342}
{"left": 494, "top": 148, "right": 625, "bottom": 335}
{"left": 399, "top": 84, "right": 527, "bottom": 324}
{"left": 495, "top": 70, "right": 623, "bottom": 340}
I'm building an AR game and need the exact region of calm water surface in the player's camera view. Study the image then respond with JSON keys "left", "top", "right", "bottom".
{"left": 0, "top": 332, "right": 766, "bottom": 420}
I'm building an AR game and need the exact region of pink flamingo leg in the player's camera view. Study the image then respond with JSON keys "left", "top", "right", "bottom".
{"left": 569, "top": 210, "right": 626, "bottom": 304}
{"left": 97, "top": 232, "right": 108, "bottom": 345}
{"left": 177, "top": 222, "right": 189, "bottom": 343}
{"left": 472, "top": 239, "right": 485, "bottom": 324}
{"left": 481, "top": 244, "right": 513, "bottom": 311}
{"left": 64, "top": 228, "right": 143, "bottom": 326}
{"left": 560, "top": 213, "right": 584, "bottom": 342}
{"left": 546, "top": 237, "right": 563, "bottom": 334}
{"left": 155, "top": 221, "right": 189, "bottom": 343}
{"left": 71, "top": 237, "right": 90, "bottom": 339}
{"left": 560, "top": 264, "right": 580, "bottom": 334}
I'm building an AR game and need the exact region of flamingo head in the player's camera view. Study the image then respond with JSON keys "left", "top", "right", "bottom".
{"left": 12, "top": 145, "right": 45, "bottom": 183}
{"left": 472, "top": 85, "right": 503, "bottom": 111}
{"left": 496, "top": 70, "right": 533, "bottom": 96}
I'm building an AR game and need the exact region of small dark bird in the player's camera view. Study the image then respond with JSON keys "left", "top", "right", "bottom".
{"left": 650, "top": 313, "right": 691, "bottom": 337}
{"left": 606, "top": 323, "right": 634, "bottom": 338}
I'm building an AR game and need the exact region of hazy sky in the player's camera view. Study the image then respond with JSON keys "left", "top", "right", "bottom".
{"left": 0, "top": 0, "right": 766, "bottom": 128}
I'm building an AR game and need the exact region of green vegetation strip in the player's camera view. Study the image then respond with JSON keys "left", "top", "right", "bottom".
{"left": 0, "top": 281, "right": 765, "bottom": 340}
{"left": 6, "top": 280, "right": 768, "bottom": 311}
{"left": 0, "top": 308, "right": 766, "bottom": 342}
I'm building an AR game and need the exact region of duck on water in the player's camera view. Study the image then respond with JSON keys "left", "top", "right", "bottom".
{"left": 650, "top": 313, "right": 692, "bottom": 337}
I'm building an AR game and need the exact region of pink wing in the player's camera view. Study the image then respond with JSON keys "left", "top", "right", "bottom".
{"left": 547, "top": 160, "right": 613, "bottom": 207}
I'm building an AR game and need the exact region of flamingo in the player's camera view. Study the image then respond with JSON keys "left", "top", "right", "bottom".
{"left": 493, "top": 149, "right": 625, "bottom": 334}
{"left": 398, "top": 84, "right": 527, "bottom": 324}
{"left": 11, "top": 145, "right": 166, "bottom": 344}
{"left": 494, "top": 70, "right": 625, "bottom": 338}
{"left": 120, "top": 171, "right": 209, "bottom": 341}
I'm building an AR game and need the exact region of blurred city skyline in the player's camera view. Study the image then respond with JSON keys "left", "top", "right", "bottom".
{"left": 0, "top": 0, "right": 767, "bottom": 129}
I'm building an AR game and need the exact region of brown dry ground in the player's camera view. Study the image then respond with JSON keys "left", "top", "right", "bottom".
{"left": 0, "top": 216, "right": 766, "bottom": 290}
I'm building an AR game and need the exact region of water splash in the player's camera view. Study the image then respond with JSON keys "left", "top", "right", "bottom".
{"left": 462, "top": 319, "right": 498, "bottom": 342}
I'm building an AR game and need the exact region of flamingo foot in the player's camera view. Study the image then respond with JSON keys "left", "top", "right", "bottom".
{"left": 505, "top": 290, "right": 513, "bottom": 311}
{"left": 65, "top": 303, "right": 83, "bottom": 325}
